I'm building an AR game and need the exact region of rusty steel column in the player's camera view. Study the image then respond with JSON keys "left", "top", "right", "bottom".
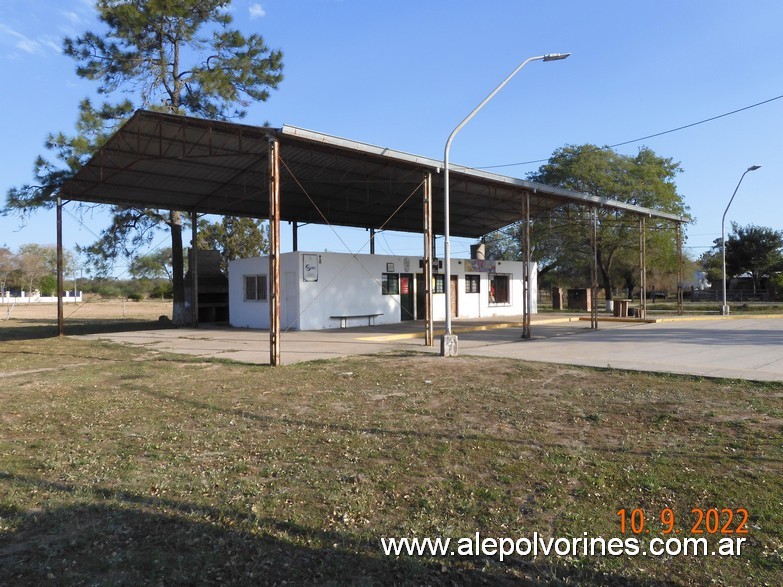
{"left": 268, "top": 137, "right": 281, "bottom": 366}
{"left": 590, "top": 207, "right": 598, "bottom": 330}
{"left": 191, "top": 211, "right": 199, "bottom": 328}
{"left": 56, "top": 196, "right": 64, "bottom": 337}
{"left": 522, "top": 192, "right": 532, "bottom": 339}
{"left": 639, "top": 216, "right": 648, "bottom": 319}
{"left": 423, "top": 171, "right": 434, "bottom": 346}
{"left": 676, "top": 222, "right": 684, "bottom": 316}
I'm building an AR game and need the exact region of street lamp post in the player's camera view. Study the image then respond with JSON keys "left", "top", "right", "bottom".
{"left": 441, "top": 52, "right": 571, "bottom": 356}
{"left": 721, "top": 165, "right": 761, "bottom": 316}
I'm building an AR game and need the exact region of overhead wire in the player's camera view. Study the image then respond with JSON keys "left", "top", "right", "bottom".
{"left": 277, "top": 155, "right": 426, "bottom": 329}
{"left": 62, "top": 204, "right": 174, "bottom": 319}
{"left": 478, "top": 93, "right": 783, "bottom": 170}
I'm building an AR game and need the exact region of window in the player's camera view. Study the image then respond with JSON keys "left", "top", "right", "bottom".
{"left": 382, "top": 273, "right": 399, "bottom": 295}
{"left": 244, "top": 274, "right": 268, "bottom": 301}
{"left": 433, "top": 274, "right": 445, "bottom": 294}
{"left": 465, "top": 274, "right": 480, "bottom": 293}
{"left": 489, "top": 274, "right": 510, "bottom": 304}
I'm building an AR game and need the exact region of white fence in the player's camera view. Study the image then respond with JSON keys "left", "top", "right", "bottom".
{"left": 0, "top": 291, "right": 83, "bottom": 304}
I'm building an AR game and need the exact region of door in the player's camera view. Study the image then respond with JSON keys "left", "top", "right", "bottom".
{"left": 400, "top": 273, "right": 414, "bottom": 321}
{"left": 450, "top": 275, "right": 459, "bottom": 318}
{"left": 415, "top": 274, "right": 426, "bottom": 320}
{"left": 283, "top": 272, "right": 298, "bottom": 329}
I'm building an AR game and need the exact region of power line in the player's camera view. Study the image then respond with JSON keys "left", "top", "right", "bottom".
{"left": 479, "top": 93, "right": 783, "bottom": 170}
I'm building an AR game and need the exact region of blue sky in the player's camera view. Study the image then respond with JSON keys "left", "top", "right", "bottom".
{"left": 1, "top": 0, "right": 781, "bottom": 275}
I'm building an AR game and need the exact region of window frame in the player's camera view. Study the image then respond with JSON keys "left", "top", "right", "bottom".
{"left": 243, "top": 274, "right": 268, "bottom": 302}
{"left": 382, "top": 273, "right": 400, "bottom": 295}
{"left": 488, "top": 274, "right": 510, "bottom": 305}
{"left": 433, "top": 274, "right": 445, "bottom": 294}
{"left": 465, "top": 274, "right": 480, "bottom": 294}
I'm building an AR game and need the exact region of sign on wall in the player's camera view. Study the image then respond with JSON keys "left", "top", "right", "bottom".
{"left": 464, "top": 259, "right": 497, "bottom": 273}
{"left": 303, "top": 254, "right": 319, "bottom": 282}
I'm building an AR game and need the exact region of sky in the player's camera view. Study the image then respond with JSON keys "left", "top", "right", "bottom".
{"left": 1, "top": 0, "right": 781, "bottom": 277}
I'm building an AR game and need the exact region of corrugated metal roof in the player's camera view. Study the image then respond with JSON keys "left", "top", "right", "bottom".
{"left": 62, "top": 110, "right": 682, "bottom": 238}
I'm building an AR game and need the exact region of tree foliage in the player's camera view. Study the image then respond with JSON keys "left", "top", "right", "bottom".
{"left": 5, "top": 0, "right": 283, "bottom": 323}
{"left": 196, "top": 216, "right": 269, "bottom": 272}
{"left": 130, "top": 248, "right": 174, "bottom": 281}
{"left": 1, "top": 245, "right": 76, "bottom": 295}
{"left": 0, "top": 247, "right": 17, "bottom": 295}
{"left": 486, "top": 145, "right": 689, "bottom": 299}
{"left": 701, "top": 223, "right": 783, "bottom": 293}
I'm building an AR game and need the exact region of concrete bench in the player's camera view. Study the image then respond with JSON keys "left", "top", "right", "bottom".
{"left": 330, "top": 313, "right": 383, "bottom": 328}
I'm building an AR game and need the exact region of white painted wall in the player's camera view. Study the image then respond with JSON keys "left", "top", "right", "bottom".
{"left": 229, "top": 252, "right": 536, "bottom": 330}
{"left": 297, "top": 252, "right": 403, "bottom": 330}
{"left": 229, "top": 256, "right": 269, "bottom": 329}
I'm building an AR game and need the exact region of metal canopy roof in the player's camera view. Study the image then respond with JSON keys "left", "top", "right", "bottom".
{"left": 62, "top": 110, "right": 682, "bottom": 238}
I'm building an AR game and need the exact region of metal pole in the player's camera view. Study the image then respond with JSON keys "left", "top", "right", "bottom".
{"left": 292, "top": 222, "right": 298, "bottom": 252}
{"left": 268, "top": 137, "right": 281, "bottom": 366}
{"left": 676, "top": 222, "right": 684, "bottom": 316}
{"left": 722, "top": 165, "right": 760, "bottom": 316}
{"left": 191, "top": 211, "right": 199, "bottom": 328}
{"left": 522, "top": 192, "right": 532, "bottom": 338}
{"left": 640, "top": 216, "right": 647, "bottom": 319}
{"left": 56, "top": 197, "right": 64, "bottom": 337}
{"left": 423, "top": 171, "right": 434, "bottom": 346}
{"left": 591, "top": 207, "right": 598, "bottom": 330}
{"left": 370, "top": 228, "right": 375, "bottom": 255}
{"left": 441, "top": 52, "right": 571, "bottom": 357}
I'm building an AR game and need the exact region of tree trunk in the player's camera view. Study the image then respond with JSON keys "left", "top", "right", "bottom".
{"left": 170, "top": 210, "right": 186, "bottom": 325}
{"left": 596, "top": 250, "right": 614, "bottom": 301}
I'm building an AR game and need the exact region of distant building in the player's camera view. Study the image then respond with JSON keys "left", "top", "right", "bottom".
{"left": 229, "top": 251, "right": 536, "bottom": 330}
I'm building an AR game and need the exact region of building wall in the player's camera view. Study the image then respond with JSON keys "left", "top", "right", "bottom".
{"left": 229, "top": 252, "right": 536, "bottom": 330}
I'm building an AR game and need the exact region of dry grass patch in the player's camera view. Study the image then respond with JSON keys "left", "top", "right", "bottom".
{"left": 0, "top": 335, "right": 781, "bottom": 585}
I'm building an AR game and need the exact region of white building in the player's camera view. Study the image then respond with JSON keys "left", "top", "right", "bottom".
{"left": 229, "top": 251, "right": 536, "bottom": 330}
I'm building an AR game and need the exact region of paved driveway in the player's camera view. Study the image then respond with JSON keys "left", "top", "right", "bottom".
{"left": 75, "top": 315, "right": 783, "bottom": 382}
{"left": 461, "top": 316, "right": 783, "bottom": 381}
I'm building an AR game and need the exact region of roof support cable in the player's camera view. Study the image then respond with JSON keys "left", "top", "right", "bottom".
{"left": 278, "top": 155, "right": 425, "bottom": 329}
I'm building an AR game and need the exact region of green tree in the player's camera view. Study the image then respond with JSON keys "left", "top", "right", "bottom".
{"left": 723, "top": 223, "right": 783, "bottom": 293}
{"left": 698, "top": 240, "right": 723, "bottom": 287}
{"left": 16, "top": 244, "right": 51, "bottom": 295}
{"left": 0, "top": 247, "right": 16, "bottom": 296}
{"left": 13, "top": 244, "right": 77, "bottom": 296}
{"left": 487, "top": 145, "right": 688, "bottom": 300}
{"left": 5, "top": 0, "right": 283, "bottom": 324}
{"left": 196, "top": 216, "right": 269, "bottom": 272}
{"left": 130, "top": 248, "right": 173, "bottom": 281}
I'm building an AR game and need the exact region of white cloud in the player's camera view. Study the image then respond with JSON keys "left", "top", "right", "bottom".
{"left": 62, "top": 11, "right": 82, "bottom": 25}
{"left": 0, "top": 23, "right": 62, "bottom": 58}
{"left": 0, "top": 23, "right": 41, "bottom": 54}
{"left": 249, "top": 3, "right": 266, "bottom": 19}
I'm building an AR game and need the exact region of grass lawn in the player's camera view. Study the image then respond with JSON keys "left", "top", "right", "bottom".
{"left": 1, "top": 313, "right": 781, "bottom": 585}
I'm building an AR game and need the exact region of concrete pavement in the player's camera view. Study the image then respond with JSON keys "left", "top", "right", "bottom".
{"left": 73, "top": 314, "right": 783, "bottom": 382}
{"left": 460, "top": 315, "right": 783, "bottom": 381}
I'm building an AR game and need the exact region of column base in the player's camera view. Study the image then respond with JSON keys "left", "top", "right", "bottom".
{"left": 440, "top": 334, "right": 459, "bottom": 357}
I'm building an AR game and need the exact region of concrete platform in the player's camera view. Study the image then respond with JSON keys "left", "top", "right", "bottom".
{"left": 73, "top": 313, "right": 783, "bottom": 382}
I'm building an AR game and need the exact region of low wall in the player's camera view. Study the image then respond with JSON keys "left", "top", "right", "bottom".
{"left": 0, "top": 292, "right": 83, "bottom": 304}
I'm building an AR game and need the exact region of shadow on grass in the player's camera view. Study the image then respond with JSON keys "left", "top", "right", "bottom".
{"left": 0, "top": 473, "right": 678, "bottom": 586}
{"left": 135, "top": 388, "right": 783, "bottom": 469}
{"left": 0, "top": 318, "right": 174, "bottom": 342}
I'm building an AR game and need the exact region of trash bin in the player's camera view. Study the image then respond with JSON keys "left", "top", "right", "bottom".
{"left": 613, "top": 299, "right": 630, "bottom": 317}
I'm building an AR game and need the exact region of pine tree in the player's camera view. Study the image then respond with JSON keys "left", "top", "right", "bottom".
{"left": 6, "top": 0, "right": 283, "bottom": 324}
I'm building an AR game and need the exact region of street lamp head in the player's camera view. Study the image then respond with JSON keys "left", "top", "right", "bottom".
{"left": 543, "top": 52, "right": 572, "bottom": 62}
{"left": 748, "top": 165, "right": 761, "bottom": 171}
